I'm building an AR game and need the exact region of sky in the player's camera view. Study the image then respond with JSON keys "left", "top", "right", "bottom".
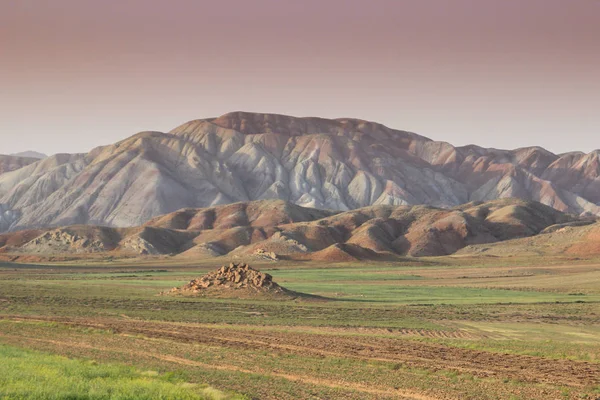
{"left": 1, "top": 0, "right": 599, "bottom": 156}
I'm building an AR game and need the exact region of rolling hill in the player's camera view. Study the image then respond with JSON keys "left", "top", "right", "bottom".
{"left": 1, "top": 198, "right": 595, "bottom": 261}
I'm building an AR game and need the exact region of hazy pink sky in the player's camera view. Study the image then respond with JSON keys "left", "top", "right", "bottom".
{"left": 1, "top": 0, "right": 599, "bottom": 155}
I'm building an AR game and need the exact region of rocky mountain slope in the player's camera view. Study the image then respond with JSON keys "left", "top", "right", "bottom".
{"left": 0, "top": 199, "right": 594, "bottom": 261}
{"left": 0, "top": 112, "right": 599, "bottom": 233}
{"left": 0, "top": 155, "right": 40, "bottom": 176}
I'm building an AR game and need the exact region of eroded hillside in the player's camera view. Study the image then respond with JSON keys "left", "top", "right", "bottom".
{"left": 1, "top": 198, "right": 594, "bottom": 261}
{"left": 0, "top": 112, "right": 599, "bottom": 233}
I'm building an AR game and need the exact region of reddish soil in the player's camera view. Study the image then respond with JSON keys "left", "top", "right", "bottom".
{"left": 3, "top": 315, "right": 598, "bottom": 389}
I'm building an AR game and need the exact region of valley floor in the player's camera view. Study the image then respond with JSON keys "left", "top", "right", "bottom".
{"left": 0, "top": 256, "right": 599, "bottom": 399}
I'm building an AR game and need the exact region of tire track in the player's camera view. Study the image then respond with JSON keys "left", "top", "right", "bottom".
{"left": 0, "top": 333, "right": 440, "bottom": 400}
{"left": 2, "top": 315, "right": 598, "bottom": 388}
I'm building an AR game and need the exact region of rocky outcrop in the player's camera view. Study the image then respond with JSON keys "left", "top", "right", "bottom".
{"left": 19, "top": 228, "right": 109, "bottom": 254}
{"left": 119, "top": 236, "right": 160, "bottom": 255}
{"left": 253, "top": 248, "right": 279, "bottom": 261}
{"left": 165, "top": 263, "right": 291, "bottom": 298}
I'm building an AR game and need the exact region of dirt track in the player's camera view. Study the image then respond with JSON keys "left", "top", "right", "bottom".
{"left": 3, "top": 315, "right": 598, "bottom": 389}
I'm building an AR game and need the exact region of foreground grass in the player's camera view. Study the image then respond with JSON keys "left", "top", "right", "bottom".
{"left": 2, "top": 320, "right": 592, "bottom": 400}
{"left": 1, "top": 260, "right": 599, "bottom": 399}
{"left": 0, "top": 344, "right": 245, "bottom": 400}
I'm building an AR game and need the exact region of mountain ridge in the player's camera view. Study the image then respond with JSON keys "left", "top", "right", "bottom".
{"left": 9, "top": 151, "right": 48, "bottom": 160}
{"left": 0, "top": 111, "right": 598, "bottom": 233}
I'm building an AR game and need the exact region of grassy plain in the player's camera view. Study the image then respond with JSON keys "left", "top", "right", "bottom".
{"left": 0, "top": 256, "right": 599, "bottom": 399}
{"left": 0, "top": 343, "right": 245, "bottom": 400}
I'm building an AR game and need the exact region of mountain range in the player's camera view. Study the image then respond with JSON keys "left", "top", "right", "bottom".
{"left": 0, "top": 111, "right": 599, "bottom": 234}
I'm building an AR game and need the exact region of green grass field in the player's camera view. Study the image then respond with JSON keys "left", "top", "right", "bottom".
{"left": 0, "top": 343, "right": 246, "bottom": 400}
{"left": 0, "top": 258, "right": 599, "bottom": 399}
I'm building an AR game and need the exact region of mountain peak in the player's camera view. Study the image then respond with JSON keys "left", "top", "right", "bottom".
{"left": 10, "top": 151, "right": 47, "bottom": 160}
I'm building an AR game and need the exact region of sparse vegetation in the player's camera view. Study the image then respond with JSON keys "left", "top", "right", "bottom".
{"left": 0, "top": 257, "right": 598, "bottom": 399}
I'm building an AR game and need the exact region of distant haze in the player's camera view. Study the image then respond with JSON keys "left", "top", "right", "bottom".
{"left": 1, "top": 0, "right": 599, "bottom": 155}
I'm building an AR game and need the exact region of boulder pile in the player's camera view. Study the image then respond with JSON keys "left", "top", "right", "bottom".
{"left": 165, "top": 263, "right": 287, "bottom": 297}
